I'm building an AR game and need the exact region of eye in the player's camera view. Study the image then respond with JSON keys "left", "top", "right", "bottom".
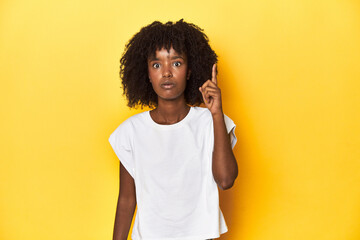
{"left": 173, "top": 61, "right": 181, "bottom": 67}
{"left": 152, "top": 63, "right": 160, "bottom": 68}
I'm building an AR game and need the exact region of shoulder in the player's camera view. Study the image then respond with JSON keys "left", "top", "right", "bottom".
{"left": 191, "top": 106, "right": 233, "bottom": 122}
{"left": 192, "top": 106, "right": 212, "bottom": 119}
{"left": 109, "top": 111, "right": 148, "bottom": 139}
{"left": 188, "top": 106, "right": 213, "bottom": 130}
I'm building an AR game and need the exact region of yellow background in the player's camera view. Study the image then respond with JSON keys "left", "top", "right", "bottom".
{"left": 1, "top": 0, "right": 360, "bottom": 239}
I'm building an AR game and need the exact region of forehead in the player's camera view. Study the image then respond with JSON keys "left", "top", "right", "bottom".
{"left": 148, "top": 46, "right": 187, "bottom": 60}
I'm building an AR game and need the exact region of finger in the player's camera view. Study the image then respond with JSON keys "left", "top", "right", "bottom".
{"left": 199, "top": 87, "right": 208, "bottom": 104}
{"left": 200, "top": 86, "right": 216, "bottom": 105}
{"left": 201, "top": 79, "right": 211, "bottom": 89}
{"left": 203, "top": 87, "right": 218, "bottom": 98}
{"left": 212, "top": 64, "right": 217, "bottom": 85}
{"left": 200, "top": 81, "right": 218, "bottom": 101}
{"left": 201, "top": 79, "right": 217, "bottom": 90}
{"left": 205, "top": 92, "right": 214, "bottom": 106}
{"left": 202, "top": 83, "right": 218, "bottom": 90}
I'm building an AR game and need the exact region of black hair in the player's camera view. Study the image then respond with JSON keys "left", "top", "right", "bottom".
{"left": 119, "top": 19, "right": 217, "bottom": 108}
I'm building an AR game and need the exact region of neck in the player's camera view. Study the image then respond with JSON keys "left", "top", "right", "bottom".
{"left": 151, "top": 98, "right": 190, "bottom": 125}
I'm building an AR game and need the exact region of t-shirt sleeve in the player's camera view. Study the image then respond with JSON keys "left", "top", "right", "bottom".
{"left": 223, "top": 113, "right": 237, "bottom": 149}
{"left": 108, "top": 121, "right": 135, "bottom": 178}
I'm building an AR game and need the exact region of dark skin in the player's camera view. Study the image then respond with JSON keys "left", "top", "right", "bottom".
{"left": 113, "top": 163, "right": 136, "bottom": 240}
{"left": 113, "top": 47, "right": 238, "bottom": 240}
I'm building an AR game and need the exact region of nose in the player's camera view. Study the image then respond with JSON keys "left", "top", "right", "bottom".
{"left": 162, "top": 64, "right": 173, "bottom": 78}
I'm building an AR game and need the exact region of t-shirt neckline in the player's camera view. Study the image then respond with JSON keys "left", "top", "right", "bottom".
{"left": 146, "top": 106, "right": 194, "bottom": 130}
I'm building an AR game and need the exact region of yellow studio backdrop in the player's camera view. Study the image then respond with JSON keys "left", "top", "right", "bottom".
{"left": 1, "top": 0, "right": 359, "bottom": 239}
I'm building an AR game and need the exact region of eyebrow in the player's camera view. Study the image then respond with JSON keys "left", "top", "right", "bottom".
{"left": 148, "top": 55, "right": 185, "bottom": 61}
{"left": 171, "top": 56, "right": 184, "bottom": 60}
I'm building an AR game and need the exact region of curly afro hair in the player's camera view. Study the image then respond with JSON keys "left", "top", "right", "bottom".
{"left": 119, "top": 19, "right": 218, "bottom": 109}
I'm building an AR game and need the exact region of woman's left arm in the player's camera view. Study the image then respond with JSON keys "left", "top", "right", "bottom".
{"left": 199, "top": 64, "right": 238, "bottom": 190}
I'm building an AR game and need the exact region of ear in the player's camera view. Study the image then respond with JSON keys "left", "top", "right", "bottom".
{"left": 187, "top": 70, "right": 191, "bottom": 80}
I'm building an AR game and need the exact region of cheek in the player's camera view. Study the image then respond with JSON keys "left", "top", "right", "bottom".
{"left": 148, "top": 69, "right": 158, "bottom": 81}
{"left": 179, "top": 70, "right": 188, "bottom": 84}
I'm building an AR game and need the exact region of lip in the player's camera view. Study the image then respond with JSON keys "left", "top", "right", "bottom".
{"left": 160, "top": 81, "right": 175, "bottom": 89}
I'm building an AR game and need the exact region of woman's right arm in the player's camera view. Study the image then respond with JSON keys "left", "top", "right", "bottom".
{"left": 113, "top": 162, "right": 137, "bottom": 240}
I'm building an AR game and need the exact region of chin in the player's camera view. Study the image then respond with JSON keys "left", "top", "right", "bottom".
{"left": 158, "top": 93, "right": 184, "bottom": 101}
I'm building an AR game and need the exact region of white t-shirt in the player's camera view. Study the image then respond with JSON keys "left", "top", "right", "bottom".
{"left": 108, "top": 106, "right": 237, "bottom": 240}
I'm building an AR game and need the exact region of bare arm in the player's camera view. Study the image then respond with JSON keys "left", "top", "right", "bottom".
{"left": 199, "top": 63, "right": 238, "bottom": 190}
{"left": 211, "top": 113, "right": 238, "bottom": 190}
{"left": 113, "top": 162, "right": 137, "bottom": 240}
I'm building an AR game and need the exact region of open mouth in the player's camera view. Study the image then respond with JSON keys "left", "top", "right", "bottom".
{"left": 161, "top": 83, "right": 175, "bottom": 89}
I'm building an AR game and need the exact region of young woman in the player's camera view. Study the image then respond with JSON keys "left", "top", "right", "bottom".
{"left": 109, "top": 19, "right": 238, "bottom": 240}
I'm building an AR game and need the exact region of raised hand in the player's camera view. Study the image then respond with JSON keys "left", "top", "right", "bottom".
{"left": 199, "top": 63, "right": 223, "bottom": 115}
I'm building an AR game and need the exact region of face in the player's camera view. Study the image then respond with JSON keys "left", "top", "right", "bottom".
{"left": 148, "top": 47, "right": 191, "bottom": 103}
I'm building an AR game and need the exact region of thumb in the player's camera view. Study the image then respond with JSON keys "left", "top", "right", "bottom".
{"left": 199, "top": 87, "right": 207, "bottom": 104}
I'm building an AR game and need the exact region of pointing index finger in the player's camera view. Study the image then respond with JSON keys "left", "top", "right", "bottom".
{"left": 212, "top": 63, "right": 217, "bottom": 85}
